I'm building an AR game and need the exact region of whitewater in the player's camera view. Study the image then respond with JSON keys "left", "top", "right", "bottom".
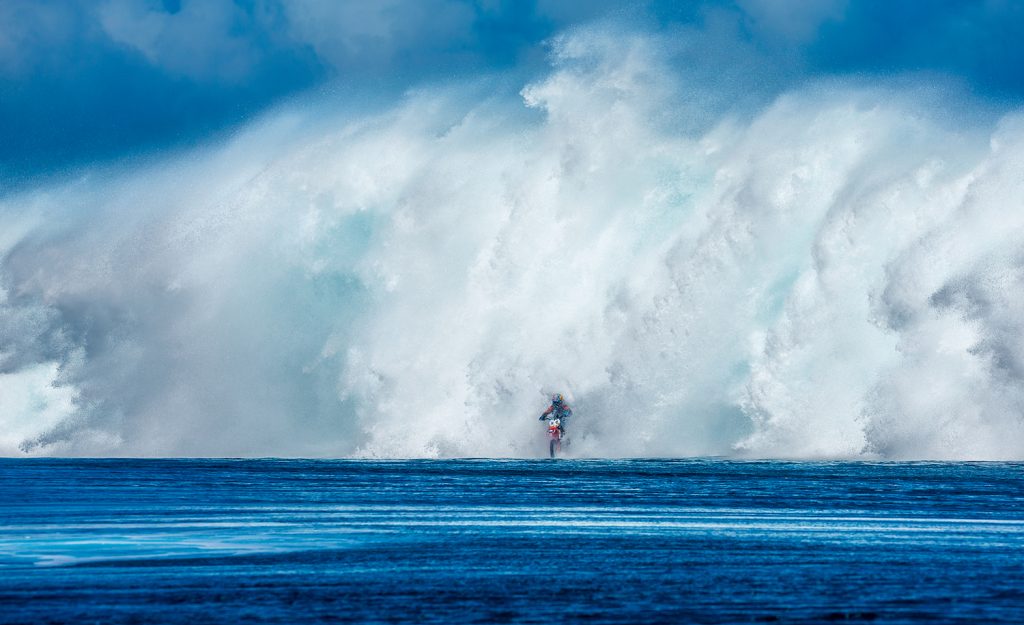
{"left": 2, "top": 27, "right": 1024, "bottom": 459}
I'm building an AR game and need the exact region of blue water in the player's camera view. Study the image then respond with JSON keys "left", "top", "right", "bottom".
{"left": 1, "top": 459, "right": 1022, "bottom": 624}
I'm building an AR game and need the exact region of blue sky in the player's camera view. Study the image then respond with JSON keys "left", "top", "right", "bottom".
{"left": 3, "top": 0, "right": 1024, "bottom": 189}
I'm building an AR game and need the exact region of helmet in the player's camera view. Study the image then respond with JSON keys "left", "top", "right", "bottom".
{"left": 552, "top": 393, "right": 563, "bottom": 404}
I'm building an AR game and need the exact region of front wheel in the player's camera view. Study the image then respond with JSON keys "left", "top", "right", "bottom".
{"left": 549, "top": 439, "right": 559, "bottom": 458}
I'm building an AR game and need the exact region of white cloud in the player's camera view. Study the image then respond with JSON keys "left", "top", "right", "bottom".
{"left": 280, "top": 0, "right": 476, "bottom": 71}
{"left": 737, "top": 0, "right": 848, "bottom": 44}
{"left": 97, "top": 0, "right": 261, "bottom": 81}
{"left": 0, "top": 1, "right": 77, "bottom": 77}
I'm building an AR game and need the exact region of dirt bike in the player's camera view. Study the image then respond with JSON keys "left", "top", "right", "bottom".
{"left": 546, "top": 418, "right": 562, "bottom": 458}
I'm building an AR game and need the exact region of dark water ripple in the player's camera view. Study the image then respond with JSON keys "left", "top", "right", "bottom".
{"left": 1, "top": 459, "right": 1022, "bottom": 624}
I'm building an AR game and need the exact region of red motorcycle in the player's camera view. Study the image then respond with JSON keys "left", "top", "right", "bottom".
{"left": 546, "top": 418, "right": 562, "bottom": 458}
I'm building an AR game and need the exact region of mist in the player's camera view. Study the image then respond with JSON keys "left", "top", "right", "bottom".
{"left": 2, "top": 24, "right": 1024, "bottom": 459}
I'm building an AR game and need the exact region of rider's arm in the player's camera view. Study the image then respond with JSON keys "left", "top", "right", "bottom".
{"left": 539, "top": 406, "right": 553, "bottom": 420}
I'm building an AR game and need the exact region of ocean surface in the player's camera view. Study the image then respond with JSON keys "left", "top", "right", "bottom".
{"left": 1, "top": 459, "right": 1022, "bottom": 624}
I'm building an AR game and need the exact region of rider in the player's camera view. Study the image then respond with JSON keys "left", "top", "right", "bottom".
{"left": 539, "top": 393, "right": 573, "bottom": 435}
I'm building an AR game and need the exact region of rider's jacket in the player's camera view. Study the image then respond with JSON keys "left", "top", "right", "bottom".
{"left": 539, "top": 402, "right": 573, "bottom": 427}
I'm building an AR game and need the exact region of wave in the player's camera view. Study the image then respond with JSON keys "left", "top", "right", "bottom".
{"left": 2, "top": 26, "right": 1024, "bottom": 459}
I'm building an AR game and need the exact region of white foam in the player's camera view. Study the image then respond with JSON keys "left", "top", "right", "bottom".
{"left": 2, "top": 26, "right": 1024, "bottom": 459}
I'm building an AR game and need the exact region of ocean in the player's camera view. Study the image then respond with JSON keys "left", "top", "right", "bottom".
{"left": 1, "top": 459, "right": 1022, "bottom": 623}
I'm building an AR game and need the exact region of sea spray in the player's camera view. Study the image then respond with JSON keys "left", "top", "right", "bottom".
{"left": 2, "top": 27, "right": 1023, "bottom": 459}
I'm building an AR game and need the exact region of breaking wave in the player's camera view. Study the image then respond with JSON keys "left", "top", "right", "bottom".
{"left": 3, "top": 26, "right": 1024, "bottom": 459}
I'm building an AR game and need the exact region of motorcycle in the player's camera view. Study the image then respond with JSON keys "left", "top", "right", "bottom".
{"left": 546, "top": 418, "right": 562, "bottom": 458}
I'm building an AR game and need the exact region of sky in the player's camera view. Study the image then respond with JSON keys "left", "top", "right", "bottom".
{"left": 4, "top": 0, "right": 1024, "bottom": 188}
